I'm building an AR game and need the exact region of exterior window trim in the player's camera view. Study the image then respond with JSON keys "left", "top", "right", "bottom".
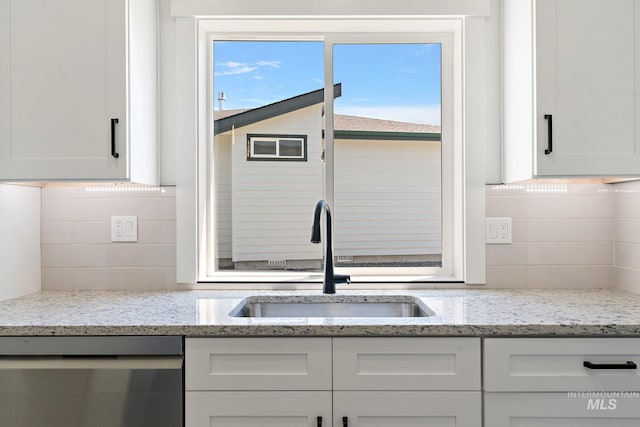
{"left": 247, "top": 134, "right": 308, "bottom": 161}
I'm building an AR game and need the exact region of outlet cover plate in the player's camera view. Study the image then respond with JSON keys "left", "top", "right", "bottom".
{"left": 111, "top": 216, "right": 138, "bottom": 242}
{"left": 486, "top": 217, "right": 512, "bottom": 244}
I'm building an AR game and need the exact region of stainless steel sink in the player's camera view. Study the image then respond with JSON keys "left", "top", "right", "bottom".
{"left": 229, "top": 295, "right": 434, "bottom": 318}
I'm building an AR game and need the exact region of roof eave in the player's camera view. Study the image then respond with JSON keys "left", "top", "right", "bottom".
{"left": 330, "top": 130, "right": 441, "bottom": 141}
{"left": 214, "top": 83, "right": 342, "bottom": 135}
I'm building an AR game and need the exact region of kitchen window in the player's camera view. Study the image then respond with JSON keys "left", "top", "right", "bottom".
{"left": 174, "top": 12, "right": 488, "bottom": 285}
{"left": 247, "top": 135, "right": 307, "bottom": 161}
{"left": 202, "top": 23, "right": 461, "bottom": 284}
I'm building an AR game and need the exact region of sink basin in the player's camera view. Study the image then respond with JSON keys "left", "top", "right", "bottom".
{"left": 229, "top": 295, "right": 435, "bottom": 318}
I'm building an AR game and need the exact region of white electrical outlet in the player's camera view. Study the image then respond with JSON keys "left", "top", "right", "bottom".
{"left": 486, "top": 217, "right": 512, "bottom": 244}
{"left": 111, "top": 216, "right": 138, "bottom": 242}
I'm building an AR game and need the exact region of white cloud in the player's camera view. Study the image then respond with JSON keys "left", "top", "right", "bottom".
{"left": 215, "top": 60, "right": 281, "bottom": 77}
{"left": 253, "top": 75, "right": 265, "bottom": 80}
{"left": 335, "top": 105, "right": 441, "bottom": 126}
{"left": 222, "top": 61, "right": 246, "bottom": 68}
{"left": 215, "top": 61, "right": 257, "bottom": 76}
{"left": 414, "top": 44, "right": 436, "bottom": 57}
{"left": 256, "top": 60, "right": 281, "bottom": 68}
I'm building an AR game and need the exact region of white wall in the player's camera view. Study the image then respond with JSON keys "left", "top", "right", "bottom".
{"left": 334, "top": 139, "right": 442, "bottom": 258}
{"left": 170, "top": 0, "right": 491, "bottom": 17}
{"left": 217, "top": 130, "right": 443, "bottom": 264}
{"left": 214, "top": 134, "right": 232, "bottom": 259}
{"left": 230, "top": 106, "right": 323, "bottom": 263}
{"left": 0, "top": 184, "right": 40, "bottom": 301}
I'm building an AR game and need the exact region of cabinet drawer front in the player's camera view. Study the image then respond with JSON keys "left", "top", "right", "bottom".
{"left": 485, "top": 338, "right": 640, "bottom": 392}
{"left": 186, "top": 391, "right": 332, "bottom": 427}
{"left": 185, "top": 338, "right": 331, "bottom": 391}
{"left": 334, "top": 391, "right": 481, "bottom": 427}
{"left": 333, "top": 337, "right": 480, "bottom": 390}
{"left": 485, "top": 392, "right": 640, "bottom": 426}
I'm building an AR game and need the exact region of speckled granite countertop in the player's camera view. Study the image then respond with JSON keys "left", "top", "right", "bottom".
{"left": 1, "top": 289, "right": 640, "bottom": 337}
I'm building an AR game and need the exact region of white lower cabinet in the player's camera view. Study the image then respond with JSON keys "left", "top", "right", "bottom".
{"left": 185, "top": 337, "right": 481, "bottom": 427}
{"left": 484, "top": 338, "right": 640, "bottom": 426}
{"left": 485, "top": 393, "right": 640, "bottom": 427}
{"left": 334, "top": 391, "right": 481, "bottom": 427}
{"left": 186, "top": 391, "right": 332, "bottom": 427}
{"left": 333, "top": 337, "right": 481, "bottom": 391}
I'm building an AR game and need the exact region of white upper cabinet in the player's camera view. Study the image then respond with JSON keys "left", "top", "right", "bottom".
{"left": 503, "top": 0, "right": 640, "bottom": 181}
{"left": 0, "top": 0, "right": 157, "bottom": 183}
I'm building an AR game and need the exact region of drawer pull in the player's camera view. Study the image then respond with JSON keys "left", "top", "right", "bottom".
{"left": 317, "top": 416, "right": 322, "bottom": 427}
{"left": 583, "top": 361, "right": 637, "bottom": 370}
{"left": 110, "top": 118, "right": 120, "bottom": 159}
{"left": 342, "top": 416, "right": 348, "bottom": 427}
{"left": 544, "top": 114, "right": 553, "bottom": 154}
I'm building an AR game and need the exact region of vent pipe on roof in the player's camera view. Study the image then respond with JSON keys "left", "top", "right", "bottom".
{"left": 218, "top": 92, "right": 226, "bottom": 111}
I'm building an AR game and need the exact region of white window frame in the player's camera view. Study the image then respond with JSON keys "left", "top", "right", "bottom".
{"left": 174, "top": 13, "right": 488, "bottom": 287}
{"left": 248, "top": 135, "right": 307, "bottom": 160}
{"left": 202, "top": 22, "right": 459, "bottom": 285}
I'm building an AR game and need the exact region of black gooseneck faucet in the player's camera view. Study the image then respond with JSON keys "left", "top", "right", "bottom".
{"left": 311, "top": 200, "right": 350, "bottom": 294}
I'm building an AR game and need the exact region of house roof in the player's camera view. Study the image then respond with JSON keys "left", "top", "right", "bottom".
{"left": 333, "top": 115, "right": 440, "bottom": 134}
{"left": 331, "top": 115, "right": 440, "bottom": 141}
{"left": 214, "top": 84, "right": 341, "bottom": 135}
{"left": 214, "top": 84, "right": 441, "bottom": 141}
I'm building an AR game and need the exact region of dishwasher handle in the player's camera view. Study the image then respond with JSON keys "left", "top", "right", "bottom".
{"left": 0, "top": 355, "right": 183, "bottom": 370}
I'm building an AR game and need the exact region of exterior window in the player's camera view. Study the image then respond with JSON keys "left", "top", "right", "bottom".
{"left": 203, "top": 24, "right": 462, "bottom": 283}
{"left": 248, "top": 135, "right": 307, "bottom": 161}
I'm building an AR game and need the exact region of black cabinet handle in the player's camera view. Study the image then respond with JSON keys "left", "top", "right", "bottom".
{"left": 544, "top": 114, "right": 553, "bottom": 155}
{"left": 111, "top": 118, "right": 120, "bottom": 159}
{"left": 584, "top": 361, "right": 637, "bottom": 370}
{"left": 317, "top": 416, "right": 322, "bottom": 427}
{"left": 342, "top": 416, "right": 348, "bottom": 427}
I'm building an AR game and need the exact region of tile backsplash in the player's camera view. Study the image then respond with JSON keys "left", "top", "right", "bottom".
{"left": 40, "top": 182, "right": 640, "bottom": 291}
{"left": 41, "top": 186, "right": 177, "bottom": 290}
{"left": 614, "top": 180, "right": 640, "bottom": 294}
{"left": 486, "top": 183, "right": 614, "bottom": 289}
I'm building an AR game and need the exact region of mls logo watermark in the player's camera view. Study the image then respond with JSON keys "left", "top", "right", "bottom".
{"left": 586, "top": 397, "right": 617, "bottom": 411}
{"left": 568, "top": 391, "right": 640, "bottom": 411}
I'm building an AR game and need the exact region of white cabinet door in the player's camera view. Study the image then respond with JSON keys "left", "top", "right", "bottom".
{"left": 334, "top": 391, "right": 481, "bottom": 427}
{"left": 535, "top": 0, "right": 640, "bottom": 177}
{"left": 186, "top": 391, "right": 332, "bottom": 427}
{"left": 0, "top": 0, "right": 157, "bottom": 183}
{"left": 485, "top": 338, "right": 640, "bottom": 392}
{"left": 503, "top": 0, "right": 640, "bottom": 180}
{"left": 0, "top": 0, "right": 127, "bottom": 180}
{"left": 333, "top": 337, "right": 480, "bottom": 391}
{"left": 185, "top": 337, "right": 332, "bottom": 391}
{"left": 485, "top": 393, "right": 640, "bottom": 427}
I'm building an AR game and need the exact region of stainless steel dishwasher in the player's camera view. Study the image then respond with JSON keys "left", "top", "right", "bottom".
{"left": 0, "top": 336, "right": 183, "bottom": 427}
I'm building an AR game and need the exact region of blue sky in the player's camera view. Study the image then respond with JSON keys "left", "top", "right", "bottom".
{"left": 213, "top": 41, "right": 441, "bottom": 125}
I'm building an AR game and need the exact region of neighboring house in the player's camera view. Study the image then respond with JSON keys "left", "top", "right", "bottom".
{"left": 213, "top": 85, "right": 442, "bottom": 270}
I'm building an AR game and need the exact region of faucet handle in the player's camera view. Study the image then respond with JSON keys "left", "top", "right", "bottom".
{"left": 333, "top": 274, "right": 350, "bottom": 285}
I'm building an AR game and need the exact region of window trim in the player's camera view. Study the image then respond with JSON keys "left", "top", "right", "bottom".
{"left": 205, "top": 29, "right": 458, "bottom": 282}
{"left": 174, "top": 15, "right": 488, "bottom": 286}
{"left": 247, "top": 134, "right": 308, "bottom": 161}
